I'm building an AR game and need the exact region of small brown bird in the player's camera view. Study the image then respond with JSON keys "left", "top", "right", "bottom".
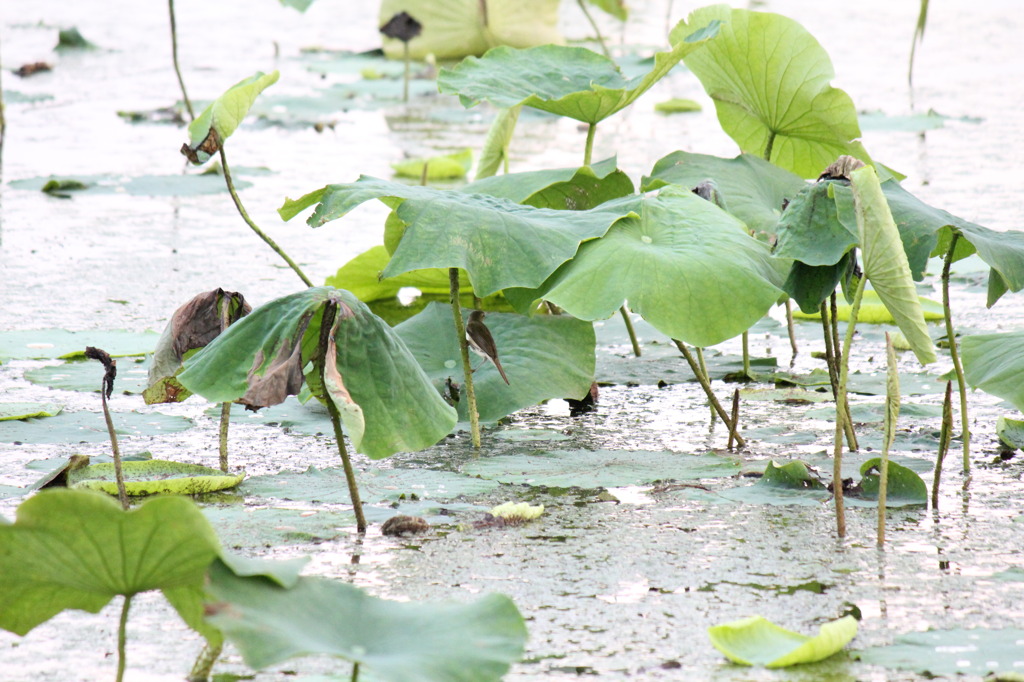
{"left": 466, "top": 310, "right": 510, "bottom": 385}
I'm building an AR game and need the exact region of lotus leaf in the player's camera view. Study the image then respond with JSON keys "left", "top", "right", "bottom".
{"left": 708, "top": 615, "right": 857, "bottom": 667}
{"left": 961, "top": 330, "right": 1024, "bottom": 412}
{"left": 0, "top": 402, "right": 62, "bottom": 421}
{"left": 326, "top": 246, "right": 471, "bottom": 303}
{"left": 183, "top": 71, "right": 280, "bottom": 164}
{"left": 67, "top": 460, "right": 244, "bottom": 497}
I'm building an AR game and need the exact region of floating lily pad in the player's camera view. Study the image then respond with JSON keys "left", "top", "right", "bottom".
{"left": 596, "top": 344, "right": 776, "bottom": 386}
{"left": 805, "top": 402, "right": 943, "bottom": 423}
{"left": 208, "top": 397, "right": 332, "bottom": 435}
{"left": 858, "top": 109, "right": 982, "bottom": 132}
{"left": 654, "top": 98, "right": 701, "bottom": 114}
{"left": 0, "top": 410, "right": 192, "bottom": 444}
{"left": 9, "top": 174, "right": 253, "bottom": 196}
{"left": 708, "top": 615, "right": 857, "bottom": 667}
{"left": 203, "top": 506, "right": 354, "bottom": 549}
{"left": 790, "top": 289, "right": 944, "bottom": 323}
{"left": 0, "top": 403, "right": 63, "bottom": 421}
{"left": 492, "top": 429, "right": 571, "bottom": 442}
{"left": 855, "top": 628, "right": 1024, "bottom": 676}
{"left": 25, "top": 359, "right": 150, "bottom": 395}
{"left": 67, "top": 460, "right": 243, "bottom": 497}
{"left": 0, "top": 329, "right": 158, "bottom": 362}
{"left": 739, "top": 388, "right": 831, "bottom": 404}
{"left": 462, "top": 449, "right": 741, "bottom": 488}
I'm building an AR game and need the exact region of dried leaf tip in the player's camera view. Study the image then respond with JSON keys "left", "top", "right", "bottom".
{"left": 818, "top": 155, "right": 866, "bottom": 182}
{"left": 84, "top": 346, "right": 117, "bottom": 399}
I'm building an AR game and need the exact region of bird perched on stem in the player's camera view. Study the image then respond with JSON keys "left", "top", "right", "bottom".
{"left": 466, "top": 310, "right": 510, "bottom": 385}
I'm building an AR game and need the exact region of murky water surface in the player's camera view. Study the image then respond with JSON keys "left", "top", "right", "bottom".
{"left": 1, "top": 0, "right": 1023, "bottom": 680}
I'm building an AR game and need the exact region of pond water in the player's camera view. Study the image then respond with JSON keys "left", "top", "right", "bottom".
{"left": 1, "top": 0, "right": 1024, "bottom": 680}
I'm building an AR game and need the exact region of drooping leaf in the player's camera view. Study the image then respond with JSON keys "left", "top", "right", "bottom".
{"left": 395, "top": 302, "right": 595, "bottom": 422}
{"left": 463, "top": 156, "right": 620, "bottom": 203}
{"left": 279, "top": 177, "right": 640, "bottom": 296}
{"left": 855, "top": 458, "right": 927, "bottom": 506}
{"left": 708, "top": 615, "right": 857, "bottom": 667}
{"left": 476, "top": 105, "right": 522, "bottom": 180}
{"left": 436, "top": 18, "right": 721, "bottom": 125}
{"left": 774, "top": 181, "right": 857, "bottom": 266}
{"left": 391, "top": 148, "right": 473, "bottom": 180}
{"left": 0, "top": 490, "right": 220, "bottom": 636}
{"left": 146, "top": 289, "right": 250, "bottom": 404}
{"left": 508, "top": 188, "right": 788, "bottom": 348}
{"left": 379, "top": 0, "right": 563, "bottom": 60}
{"left": 850, "top": 166, "right": 936, "bottom": 364}
{"left": 0, "top": 402, "right": 63, "bottom": 421}
{"left": 642, "top": 152, "right": 806, "bottom": 236}
{"left": 179, "top": 288, "right": 457, "bottom": 459}
{"left": 205, "top": 558, "right": 528, "bottom": 679}
{"left": 961, "top": 330, "right": 1024, "bottom": 412}
{"left": 759, "top": 459, "right": 826, "bottom": 490}
{"left": 67, "top": 460, "right": 244, "bottom": 497}
{"left": 182, "top": 71, "right": 280, "bottom": 164}
{"left": 680, "top": 6, "right": 870, "bottom": 178}
{"left": 322, "top": 325, "right": 366, "bottom": 450}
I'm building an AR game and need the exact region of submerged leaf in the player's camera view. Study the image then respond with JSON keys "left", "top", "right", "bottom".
{"left": 205, "top": 558, "right": 527, "bottom": 679}
{"left": 708, "top": 615, "right": 857, "bottom": 667}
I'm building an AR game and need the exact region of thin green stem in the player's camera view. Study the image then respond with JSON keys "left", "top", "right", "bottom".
{"left": 763, "top": 130, "right": 776, "bottom": 163}
{"left": 933, "top": 380, "right": 953, "bottom": 509}
{"left": 619, "top": 305, "right": 641, "bottom": 357}
{"left": 218, "top": 402, "right": 230, "bottom": 472}
{"left": 168, "top": 0, "right": 195, "bottom": 120}
{"left": 402, "top": 42, "right": 410, "bottom": 103}
{"left": 351, "top": 662, "right": 360, "bottom": 682}
{"left": 219, "top": 148, "right": 314, "bottom": 288}
{"left": 878, "top": 332, "right": 898, "bottom": 547}
{"left": 833, "top": 274, "right": 868, "bottom": 538}
{"left": 785, "top": 299, "right": 798, "bottom": 364}
{"left": 577, "top": 0, "right": 610, "bottom": 57}
{"left": 100, "top": 389, "right": 129, "bottom": 510}
{"left": 187, "top": 642, "right": 222, "bottom": 682}
{"left": 583, "top": 123, "right": 596, "bottom": 167}
{"left": 820, "top": 302, "right": 858, "bottom": 451}
{"left": 741, "top": 330, "right": 751, "bottom": 380}
{"left": 116, "top": 595, "right": 132, "bottom": 682}
{"left": 318, "top": 301, "right": 366, "bottom": 533}
{"left": 941, "top": 233, "right": 970, "bottom": 472}
{"left": 674, "top": 340, "right": 745, "bottom": 448}
{"left": 451, "top": 268, "right": 481, "bottom": 448}
{"left": 696, "top": 347, "right": 713, "bottom": 423}
{"left": 727, "top": 388, "right": 740, "bottom": 450}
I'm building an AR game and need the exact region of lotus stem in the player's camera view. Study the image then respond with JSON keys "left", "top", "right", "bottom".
{"left": 168, "top": 0, "right": 194, "bottom": 120}
{"left": 727, "top": 388, "right": 740, "bottom": 450}
{"left": 763, "top": 130, "right": 776, "bottom": 163}
{"left": 85, "top": 347, "right": 129, "bottom": 509}
{"left": 218, "top": 148, "right": 314, "bottom": 288}
{"left": 218, "top": 402, "right": 230, "bottom": 472}
{"left": 696, "top": 347, "right": 713, "bottom": 423}
{"left": 583, "top": 123, "right": 596, "bottom": 167}
{"left": 116, "top": 594, "right": 132, "bottom": 682}
{"left": 351, "top": 662, "right": 360, "bottom": 682}
{"left": 402, "top": 42, "right": 410, "bottom": 103}
{"left": 878, "top": 332, "right": 899, "bottom": 546}
{"left": 674, "top": 340, "right": 745, "bottom": 448}
{"left": 187, "top": 642, "right": 222, "bottom": 682}
{"left": 576, "top": 0, "right": 610, "bottom": 58}
{"left": 450, "top": 268, "right": 481, "bottom": 448}
{"left": 318, "top": 302, "right": 367, "bottom": 533}
{"left": 741, "top": 330, "right": 751, "bottom": 380}
{"left": 619, "top": 305, "right": 641, "bottom": 357}
{"left": 941, "top": 233, "right": 970, "bottom": 472}
{"left": 785, "top": 299, "right": 798, "bottom": 364}
{"left": 833, "top": 274, "right": 867, "bottom": 537}
{"left": 933, "top": 380, "right": 953, "bottom": 509}
{"left": 820, "top": 301, "right": 858, "bottom": 451}
{"left": 908, "top": 0, "right": 930, "bottom": 89}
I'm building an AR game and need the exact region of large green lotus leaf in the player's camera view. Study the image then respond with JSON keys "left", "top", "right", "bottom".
{"left": 325, "top": 245, "right": 472, "bottom": 303}
{"left": 205, "top": 558, "right": 527, "bottom": 679}
{"left": 856, "top": 457, "right": 927, "bottom": 506}
{"left": 25, "top": 359, "right": 150, "bottom": 395}
{"left": 519, "top": 188, "right": 788, "bottom": 347}
{"left": 961, "top": 330, "right": 1024, "bottom": 412}
{"left": 436, "top": 19, "right": 721, "bottom": 124}
{"left": 0, "top": 490, "right": 220, "bottom": 636}
{"left": 851, "top": 166, "right": 936, "bottom": 364}
{"left": 476, "top": 105, "right": 522, "bottom": 180}
{"left": 0, "top": 402, "right": 62, "bottom": 421}
{"left": 395, "top": 302, "right": 595, "bottom": 422}
{"left": 462, "top": 156, "right": 620, "bottom": 203}
{"left": 279, "top": 177, "right": 640, "bottom": 296}
{"left": 641, "top": 152, "right": 806, "bottom": 235}
{"left": 181, "top": 288, "right": 456, "bottom": 459}
{"left": 522, "top": 165, "right": 634, "bottom": 211}
{"left": 380, "top": 0, "right": 562, "bottom": 60}
{"left": 680, "top": 6, "right": 870, "bottom": 178}
{"left": 0, "top": 410, "right": 192, "bottom": 444}
{"left": 774, "top": 181, "right": 857, "bottom": 266}
{"left": 0, "top": 329, "right": 158, "bottom": 362}
{"left": 942, "top": 222, "right": 1024, "bottom": 307}
{"left": 708, "top": 615, "right": 857, "bottom": 667}
{"left": 462, "top": 449, "right": 741, "bottom": 487}
{"left": 68, "top": 460, "right": 244, "bottom": 497}
{"left": 184, "top": 71, "right": 279, "bottom": 164}
{"left": 855, "top": 628, "right": 1024, "bottom": 676}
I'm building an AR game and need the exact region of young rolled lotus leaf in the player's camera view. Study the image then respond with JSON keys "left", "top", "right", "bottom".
{"left": 279, "top": 177, "right": 640, "bottom": 296}
{"left": 204, "top": 557, "right": 528, "bottom": 681}
{"left": 0, "top": 490, "right": 221, "bottom": 678}
{"left": 641, "top": 151, "right": 806, "bottom": 236}
{"left": 679, "top": 6, "right": 870, "bottom": 178}
{"left": 505, "top": 187, "right": 789, "bottom": 348}
{"left": 437, "top": 19, "right": 720, "bottom": 127}
{"left": 395, "top": 302, "right": 596, "bottom": 422}
{"left": 178, "top": 287, "right": 456, "bottom": 459}
{"left": 180, "top": 71, "right": 279, "bottom": 165}
{"left": 708, "top": 615, "right": 857, "bottom": 667}
{"left": 961, "top": 330, "right": 1024, "bottom": 412}
{"left": 145, "top": 288, "right": 250, "bottom": 405}
{"left": 475, "top": 105, "right": 521, "bottom": 180}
